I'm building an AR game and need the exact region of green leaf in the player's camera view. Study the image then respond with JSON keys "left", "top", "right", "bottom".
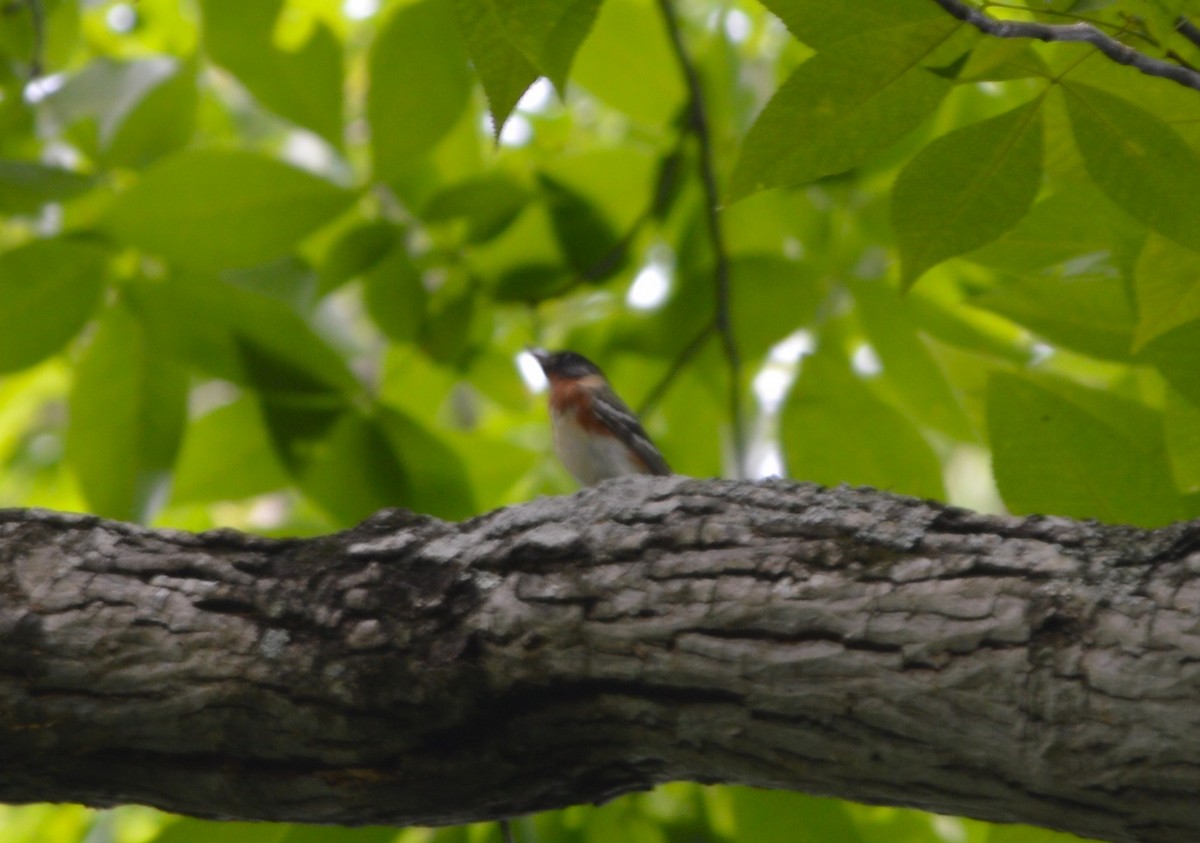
{"left": 450, "top": 0, "right": 538, "bottom": 136}
{"left": 491, "top": 0, "right": 603, "bottom": 90}
{"left": 729, "top": 787, "right": 864, "bottom": 843}
{"left": 422, "top": 174, "right": 533, "bottom": 242}
{"left": 854, "top": 281, "right": 976, "bottom": 442}
{"left": 171, "top": 395, "right": 290, "bottom": 504}
{"left": 317, "top": 221, "right": 403, "bottom": 295}
{"left": 1063, "top": 82, "right": 1200, "bottom": 254}
{"left": 67, "top": 303, "right": 188, "bottom": 523}
{"left": 1165, "top": 388, "right": 1200, "bottom": 494}
{"left": 0, "top": 237, "right": 108, "bottom": 373}
{"left": 288, "top": 405, "right": 474, "bottom": 524}
{"left": 1138, "top": 320, "right": 1200, "bottom": 407}
{"left": 781, "top": 346, "right": 945, "bottom": 500}
{"left": 199, "top": 0, "right": 344, "bottom": 146}
{"left": 377, "top": 406, "right": 476, "bottom": 520}
{"left": 105, "top": 150, "right": 354, "bottom": 271}
{"left": 0, "top": 160, "right": 93, "bottom": 214}
{"left": 364, "top": 249, "right": 426, "bottom": 342}
{"left": 493, "top": 263, "right": 576, "bottom": 302}
{"left": 539, "top": 173, "right": 627, "bottom": 280}
{"left": 757, "top": 0, "right": 947, "bottom": 50}
{"left": 730, "top": 17, "right": 960, "bottom": 199}
{"left": 972, "top": 273, "right": 1135, "bottom": 361}
{"left": 987, "top": 373, "right": 1184, "bottom": 527}
{"left": 965, "top": 183, "right": 1140, "bottom": 276}
{"left": 1132, "top": 233, "right": 1200, "bottom": 351}
{"left": 43, "top": 57, "right": 176, "bottom": 155}
{"left": 570, "top": 0, "right": 686, "bottom": 126}
{"left": 289, "top": 408, "right": 410, "bottom": 525}
{"left": 105, "top": 57, "right": 197, "bottom": 168}
{"left": 729, "top": 255, "right": 823, "bottom": 364}
{"left": 125, "top": 276, "right": 359, "bottom": 395}
{"left": 150, "top": 818, "right": 289, "bottom": 843}
{"left": 892, "top": 99, "right": 1044, "bottom": 287}
{"left": 368, "top": 0, "right": 473, "bottom": 180}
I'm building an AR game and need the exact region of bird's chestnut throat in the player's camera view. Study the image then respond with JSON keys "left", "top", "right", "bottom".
{"left": 547, "top": 374, "right": 610, "bottom": 433}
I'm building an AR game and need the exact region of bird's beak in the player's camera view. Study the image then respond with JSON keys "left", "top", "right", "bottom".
{"left": 527, "top": 347, "right": 551, "bottom": 371}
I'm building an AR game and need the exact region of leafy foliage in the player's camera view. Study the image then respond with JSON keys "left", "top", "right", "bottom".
{"left": 0, "top": 0, "right": 1194, "bottom": 839}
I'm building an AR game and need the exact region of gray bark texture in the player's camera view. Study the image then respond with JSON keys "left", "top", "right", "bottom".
{"left": 1, "top": 475, "right": 1198, "bottom": 843}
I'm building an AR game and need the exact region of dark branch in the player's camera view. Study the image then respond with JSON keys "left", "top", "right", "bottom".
{"left": 637, "top": 322, "right": 712, "bottom": 416}
{"left": 1177, "top": 15, "right": 1200, "bottom": 51}
{"left": 932, "top": 0, "right": 1200, "bottom": 92}
{"left": 656, "top": 0, "right": 746, "bottom": 477}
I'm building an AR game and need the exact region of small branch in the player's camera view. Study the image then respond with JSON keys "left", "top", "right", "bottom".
{"left": 930, "top": 0, "right": 1200, "bottom": 92}
{"left": 1177, "top": 15, "right": 1200, "bottom": 51}
{"left": 637, "top": 323, "right": 713, "bottom": 416}
{"left": 656, "top": 0, "right": 746, "bottom": 478}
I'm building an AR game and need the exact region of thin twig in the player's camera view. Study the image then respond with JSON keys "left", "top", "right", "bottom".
{"left": 655, "top": 0, "right": 745, "bottom": 477}
{"left": 638, "top": 323, "right": 714, "bottom": 416}
{"left": 500, "top": 819, "right": 516, "bottom": 843}
{"left": 930, "top": 0, "right": 1200, "bottom": 91}
{"left": 1178, "top": 15, "right": 1200, "bottom": 51}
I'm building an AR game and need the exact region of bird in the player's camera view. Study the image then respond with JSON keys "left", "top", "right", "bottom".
{"left": 529, "top": 349, "right": 671, "bottom": 487}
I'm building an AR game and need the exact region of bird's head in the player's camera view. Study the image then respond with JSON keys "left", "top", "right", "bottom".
{"left": 529, "top": 349, "right": 605, "bottom": 381}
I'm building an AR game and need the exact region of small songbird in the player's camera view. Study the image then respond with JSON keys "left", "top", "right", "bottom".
{"left": 530, "top": 349, "right": 671, "bottom": 487}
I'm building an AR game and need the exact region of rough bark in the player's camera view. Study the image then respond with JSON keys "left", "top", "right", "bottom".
{"left": 1, "top": 476, "right": 1198, "bottom": 843}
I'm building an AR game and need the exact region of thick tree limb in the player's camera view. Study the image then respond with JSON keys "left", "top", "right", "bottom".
{"left": 931, "top": 0, "right": 1200, "bottom": 92}
{"left": 1, "top": 476, "right": 1199, "bottom": 843}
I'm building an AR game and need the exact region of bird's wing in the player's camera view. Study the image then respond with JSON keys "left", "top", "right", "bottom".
{"left": 589, "top": 385, "right": 672, "bottom": 475}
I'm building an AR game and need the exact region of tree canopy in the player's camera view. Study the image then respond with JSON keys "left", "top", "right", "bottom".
{"left": 2, "top": 0, "right": 1199, "bottom": 841}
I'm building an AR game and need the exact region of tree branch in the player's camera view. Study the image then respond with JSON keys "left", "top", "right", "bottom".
{"left": 2, "top": 478, "right": 1200, "bottom": 843}
{"left": 656, "top": 0, "right": 746, "bottom": 477}
{"left": 932, "top": 0, "right": 1200, "bottom": 92}
{"left": 1176, "top": 15, "right": 1200, "bottom": 51}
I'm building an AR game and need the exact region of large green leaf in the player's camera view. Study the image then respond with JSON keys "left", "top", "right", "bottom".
{"left": 540, "top": 173, "right": 627, "bottom": 280}
{"left": 450, "top": 0, "right": 538, "bottom": 136}
{"left": 730, "top": 17, "right": 960, "bottom": 199}
{"left": 422, "top": 174, "right": 533, "bottom": 243}
{"left": 0, "top": 237, "right": 108, "bottom": 373}
{"left": 781, "top": 345, "right": 945, "bottom": 500}
{"left": 105, "top": 150, "right": 354, "bottom": 271}
{"left": 317, "top": 221, "right": 403, "bottom": 295}
{"left": 987, "top": 373, "right": 1184, "bottom": 527}
{"left": 892, "top": 99, "right": 1044, "bottom": 287}
{"left": 854, "top": 281, "right": 976, "bottom": 442}
{"left": 971, "top": 272, "right": 1135, "bottom": 361}
{"left": 0, "top": 160, "right": 93, "bottom": 214}
{"left": 199, "top": 0, "right": 343, "bottom": 146}
{"left": 490, "top": 0, "right": 603, "bottom": 90}
{"left": 67, "top": 303, "right": 188, "bottom": 523}
{"left": 368, "top": 0, "right": 473, "bottom": 180}
{"left": 1138, "top": 320, "right": 1200, "bottom": 407}
{"left": 965, "top": 183, "right": 1141, "bottom": 277}
{"left": 1063, "top": 82, "right": 1200, "bottom": 254}
{"left": 363, "top": 249, "right": 427, "bottom": 342}
{"left": 570, "top": 0, "right": 686, "bottom": 126}
{"left": 171, "top": 395, "right": 290, "bottom": 504}
{"left": 105, "top": 57, "right": 197, "bottom": 168}
{"left": 1132, "top": 233, "right": 1200, "bottom": 351}
{"left": 729, "top": 787, "right": 865, "bottom": 843}
{"left": 757, "top": 0, "right": 947, "bottom": 50}
{"left": 124, "top": 276, "right": 359, "bottom": 395}
{"left": 1165, "top": 388, "right": 1200, "bottom": 494}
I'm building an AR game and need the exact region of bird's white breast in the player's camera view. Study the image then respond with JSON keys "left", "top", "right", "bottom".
{"left": 551, "top": 407, "right": 643, "bottom": 486}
